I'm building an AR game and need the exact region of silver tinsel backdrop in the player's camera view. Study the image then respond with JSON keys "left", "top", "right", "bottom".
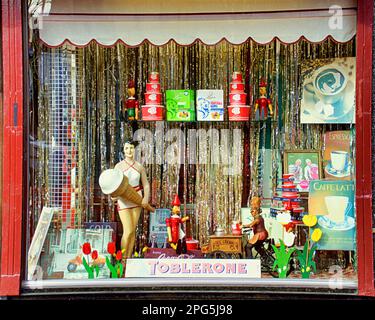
{"left": 28, "top": 38, "right": 355, "bottom": 248}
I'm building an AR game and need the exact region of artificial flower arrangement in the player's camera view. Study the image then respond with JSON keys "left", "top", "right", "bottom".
{"left": 272, "top": 211, "right": 297, "bottom": 278}
{"left": 105, "top": 242, "right": 125, "bottom": 278}
{"left": 133, "top": 246, "right": 149, "bottom": 258}
{"left": 296, "top": 214, "right": 323, "bottom": 279}
{"left": 273, "top": 212, "right": 323, "bottom": 278}
{"left": 81, "top": 242, "right": 104, "bottom": 279}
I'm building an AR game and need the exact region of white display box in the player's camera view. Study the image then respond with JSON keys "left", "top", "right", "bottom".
{"left": 149, "top": 208, "right": 170, "bottom": 248}
{"left": 196, "top": 90, "right": 224, "bottom": 121}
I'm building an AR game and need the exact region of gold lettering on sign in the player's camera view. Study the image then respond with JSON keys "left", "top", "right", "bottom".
{"left": 210, "top": 238, "right": 241, "bottom": 253}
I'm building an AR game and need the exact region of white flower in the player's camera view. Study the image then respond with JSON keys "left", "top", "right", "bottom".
{"left": 276, "top": 212, "right": 292, "bottom": 225}
{"left": 283, "top": 231, "right": 296, "bottom": 247}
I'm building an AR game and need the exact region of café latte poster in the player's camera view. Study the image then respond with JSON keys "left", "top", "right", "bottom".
{"left": 301, "top": 57, "right": 355, "bottom": 124}
{"left": 308, "top": 180, "right": 355, "bottom": 251}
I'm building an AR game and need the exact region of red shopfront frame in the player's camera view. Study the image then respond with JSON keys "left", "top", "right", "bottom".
{"left": 355, "top": 0, "right": 374, "bottom": 297}
{"left": 0, "top": 0, "right": 374, "bottom": 296}
{"left": 0, "top": 0, "right": 24, "bottom": 296}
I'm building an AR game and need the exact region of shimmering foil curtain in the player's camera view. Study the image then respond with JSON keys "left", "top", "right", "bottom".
{"left": 275, "top": 39, "right": 356, "bottom": 178}
{"left": 29, "top": 38, "right": 355, "bottom": 248}
{"left": 29, "top": 45, "right": 84, "bottom": 230}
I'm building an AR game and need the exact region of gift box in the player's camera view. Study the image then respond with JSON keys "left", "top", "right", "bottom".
{"left": 228, "top": 105, "right": 250, "bottom": 121}
{"left": 146, "top": 83, "right": 161, "bottom": 92}
{"left": 228, "top": 71, "right": 250, "bottom": 121}
{"left": 141, "top": 105, "right": 164, "bottom": 121}
{"left": 148, "top": 72, "right": 160, "bottom": 83}
{"left": 142, "top": 72, "right": 165, "bottom": 121}
{"left": 145, "top": 92, "right": 162, "bottom": 105}
{"left": 232, "top": 71, "right": 243, "bottom": 82}
{"left": 230, "top": 82, "right": 245, "bottom": 92}
{"left": 149, "top": 208, "right": 171, "bottom": 248}
{"left": 196, "top": 89, "right": 224, "bottom": 121}
{"left": 186, "top": 239, "right": 200, "bottom": 250}
{"left": 229, "top": 93, "right": 247, "bottom": 105}
{"left": 166, "top": 90, "right": 196, "bottom": 122}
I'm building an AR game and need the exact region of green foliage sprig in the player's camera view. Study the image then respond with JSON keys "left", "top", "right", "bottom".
{"left": 271, "top": 240, "right": 296, "bottom": 278}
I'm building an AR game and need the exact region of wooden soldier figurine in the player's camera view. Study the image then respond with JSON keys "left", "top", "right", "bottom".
{"left": 166, "top": 195, "right": 189, "bottom": 254}
{"left": 254, "top": 79, "right": 273, "bottom": 121}
{"left": 123, "top": 79, "right": 139, "bottom": 121}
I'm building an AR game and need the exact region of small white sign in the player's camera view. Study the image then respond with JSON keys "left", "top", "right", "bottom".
{"left": 125, "top": 258, "right": 261, "bottom": 278}
{"left": 28, "top": 207, "right": 61, "bottom": 280}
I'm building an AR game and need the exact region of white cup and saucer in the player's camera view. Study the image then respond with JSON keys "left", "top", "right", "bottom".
{"left": 325, "top": 150, "right": 351, "bottom": 178}
{"left": 302, "top": 63, "right": 355, "bottom": 122}
{"left": 318, "top": 196, "right": 355, "bottom": 231}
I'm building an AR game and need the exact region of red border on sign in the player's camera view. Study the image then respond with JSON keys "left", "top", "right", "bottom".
{"left": 356, "top": 0, "right": 375, "bottom": 297}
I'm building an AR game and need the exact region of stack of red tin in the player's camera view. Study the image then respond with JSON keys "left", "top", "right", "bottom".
{"left": 280, "top": 174, "right": 304, "bottom": 216}
{"left": 141, "top": 72, "right": 164, "bottom": 121}
{"left": 227, "top": 71, "right": 250, "bottom": 121}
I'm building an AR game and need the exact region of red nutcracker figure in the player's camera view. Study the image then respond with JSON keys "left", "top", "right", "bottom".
{"left": 166, "top": 195, "right": 189, "bottom": 254}
{"left": 123, "top": 80, "right": 139, "bottom": 121}
{"left": 254, "top": 79, "right": 273, "bottom": 121}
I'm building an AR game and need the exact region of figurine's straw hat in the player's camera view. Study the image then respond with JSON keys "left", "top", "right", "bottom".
{"left": 99, "top": 168, "right": 155, "bottom": 212}
{"left": 172, "top": 195, "right": 181, "bottom": 207}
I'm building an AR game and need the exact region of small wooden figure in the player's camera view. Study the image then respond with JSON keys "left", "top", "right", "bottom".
{"left": 123, "top": 80, "right": 139, "bottom": 121}
{"left": 166, "top": 195, "right": 189, "bottom": 254}
{"left": 243, "top": 196, "right": 269, "bottom": 258}
{"left": 254, "top": 79, "right": 273, "bottom": 121}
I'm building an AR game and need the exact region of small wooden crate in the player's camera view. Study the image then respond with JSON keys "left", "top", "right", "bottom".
{"left": 209, "top": 235, "right": 243, "bottom": 255}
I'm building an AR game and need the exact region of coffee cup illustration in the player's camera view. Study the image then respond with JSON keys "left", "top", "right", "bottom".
{"left": 330, "top": 150, "right": 349, "bottom": 172}
{"left": 324, "top": 195, "right": 351, "bottom": 226}
{"left": 304, "top": 65, "right": 348, "bottom": 105}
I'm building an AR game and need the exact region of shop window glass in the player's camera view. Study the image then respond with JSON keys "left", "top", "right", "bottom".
{"left": 373, "top": 0, "right": 375, "bottom": 283}
{"left": 26, "top": 37, "right": 359, "bottom": 285}
{"left": 0, "top": 13, "right": 2, "bottom": 269}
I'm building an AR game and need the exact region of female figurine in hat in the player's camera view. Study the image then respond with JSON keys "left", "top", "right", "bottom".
{"left": 254, "top": 79, "right": 273, "bottom": 121}
{"left": 123, "top": 80, "right": 139, "bottom": 121}
{"left": 166, "top": 195, "right": 189, "bottom": 254}
{"left": 113, "top": 140, "right": 150, "bottom": 259}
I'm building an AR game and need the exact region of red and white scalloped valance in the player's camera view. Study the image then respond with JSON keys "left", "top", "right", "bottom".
{"left": 30, "top": 0, "right": 357, "bottom": 47}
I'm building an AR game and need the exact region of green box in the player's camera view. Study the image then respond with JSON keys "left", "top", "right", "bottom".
{"left": 166, "top": 90, "right": 196, "bottom": 122}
